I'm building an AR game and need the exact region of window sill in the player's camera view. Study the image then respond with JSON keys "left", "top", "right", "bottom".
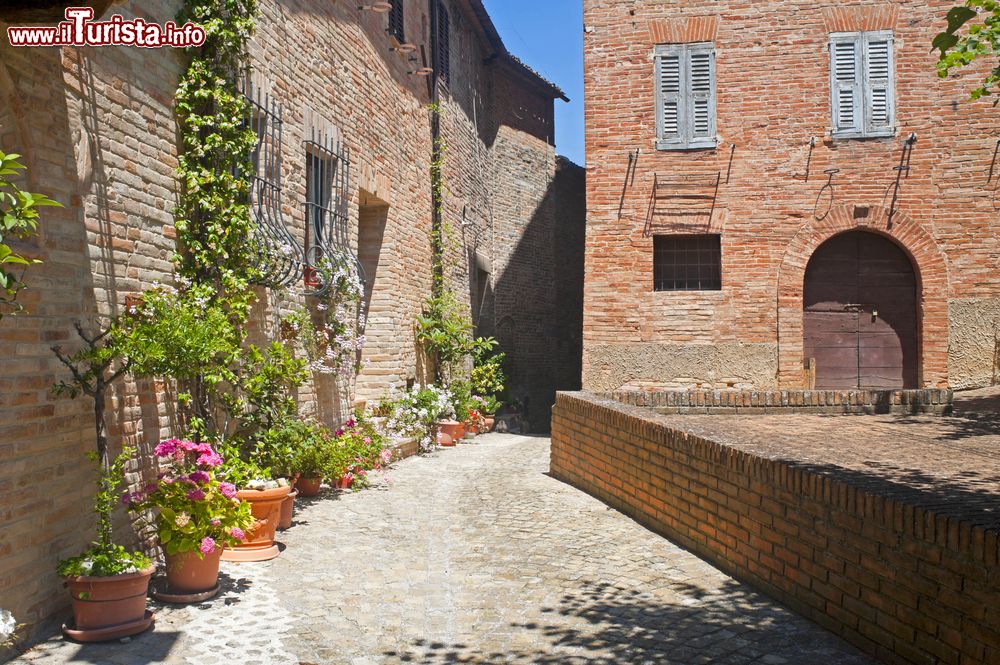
{"left": 830, "top": 129, "right": 896, "bottom": 141}
{"left": 656, "top": 139, "right": 718, "bottom": 152}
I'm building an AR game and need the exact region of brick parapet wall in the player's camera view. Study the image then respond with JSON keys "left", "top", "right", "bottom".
{"left": 551, "top": 392, "right": 1000, "bottom": 665}
{"left": 610, "top": 388, "right": 953, "bottom": 415}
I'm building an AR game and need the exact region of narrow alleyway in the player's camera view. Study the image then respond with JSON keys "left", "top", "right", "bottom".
{"left": 13, "top": 435, "right": 873, "bottom": 665}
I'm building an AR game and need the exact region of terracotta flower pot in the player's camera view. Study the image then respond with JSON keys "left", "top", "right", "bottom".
{"left": 463, "top": 421, "right": 478, "bottom": 439}
{"left": 65, "top": 566, "right": 155, "bottom": 634}
{"left": 436, "top": 430, "right": 454, "bottom": 447}
{"left": 336, "top": 474, "right": 354, "bottom": 489}
{"left": 483, "top": 416, "right": 495, "bottom": 432}
{"left": 221, "top": 485, "right": 290, "bottom": 562}
{"left": 437, "top": 420, "right": 463, "bottom": 443}
{"left": 278, "top": 489, "right": 299, "bottom": 530}
{"left": 296, "top": 476, "right": 323, "bottom": 498}
{"left": 165, "top": 548, "right": 221, "bottom": 595}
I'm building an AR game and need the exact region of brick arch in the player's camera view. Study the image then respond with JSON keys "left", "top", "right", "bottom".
{"left": 776, "top": 205, "right": 950, "bottom": 388}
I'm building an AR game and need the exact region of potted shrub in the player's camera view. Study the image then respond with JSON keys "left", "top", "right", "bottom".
{"left": 476, "top": 395, "right": 502, "bottom": 432}
{"left": 52, "top": 321, "right": 155, "bottom": 641}
{"left": 255, "top": 420, "right": 323, "bottom": 527}
{"left": 56, "top": 449, "right": 154, "bottom": 642}
{"left": 214, "top": 447, "right": 290, "bottom": 563}
{"left": 128, "top": 439, "right": 252, "bottom": 602}
{"left": 278, "top": 422, "right": 332, "bottom": 499}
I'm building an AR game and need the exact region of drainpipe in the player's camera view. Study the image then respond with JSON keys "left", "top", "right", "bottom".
{"left": 429, "top": 0, "right": 443, "bottom": 297}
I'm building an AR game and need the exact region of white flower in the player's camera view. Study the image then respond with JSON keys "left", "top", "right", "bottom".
{"left": 0, "top": 609, "right": 17, "bottom": 642}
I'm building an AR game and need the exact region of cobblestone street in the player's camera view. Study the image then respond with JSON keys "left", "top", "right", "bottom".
{"left": 13, "top": 434, "right": 874, "bottom": 665}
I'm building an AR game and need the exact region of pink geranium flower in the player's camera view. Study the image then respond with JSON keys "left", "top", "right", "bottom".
{"left": 188, "top": 471, "right": 210, "bottom": 484}
{"left": 199, "top": 537, "right": 216, "bottom": 554}
{"left": 187, "top": 488, "right": 206, "bottom": 501}
{"left": 229, "top": 527, "right": 245, "bottom": 540}
{"left": 219, "top": 482, "right": 237, "bottom": 499}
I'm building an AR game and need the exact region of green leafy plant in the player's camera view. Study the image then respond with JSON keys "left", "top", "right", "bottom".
{"left": 0, "top": 150, "right": 60, "bottom": 319}
{"left": 416, "top": 291, "right": 495, "bottom": 382}
{"left": 225, "top": 341, "right": 308, "bottom": 437}
{"left": 471, "top": 342, "right": 505, "bottom": 399}
{"left": 128, "top": 439, "right": 252, "bottom": 557}
{"left": 56, "top": 449, "right": 152, "bottom": 578}
{"left": 935, "top": 1, "right": 1000, "bottom": 99}
{"left": 174, "top": 0, "right": 260, "bottom": 317}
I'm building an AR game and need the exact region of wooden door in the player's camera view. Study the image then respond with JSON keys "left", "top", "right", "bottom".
{"left": 803, "top": 231, "right": 918, "bottom": 389}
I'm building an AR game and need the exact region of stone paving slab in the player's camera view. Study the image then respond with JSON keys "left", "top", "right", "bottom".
{"left": 9, "top": 434, "right": 874, "bottom": 664}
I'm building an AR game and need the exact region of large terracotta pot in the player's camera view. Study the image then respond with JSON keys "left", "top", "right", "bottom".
{"left": 221, "top": 486, "right": 290, "bottom": 562}
{"left": 296, "top": 477, "right": 322, "bottom": 498}
{"left": 165, "top": 548, "right": 221, "bottom": 594}
{"left": 65, "top": 566, "right": 155, "bottom": 633}
{"left": 278, "top": 489, "right": 299, "bottom": 530}
{"left": 483, "top": 416, "right": 496, "bottom": 433}
{"left": 336, "top": 474, "right": 354, "bottom": 489}
{"left": 437, "top": 420, "right": 463, "bottom": 445}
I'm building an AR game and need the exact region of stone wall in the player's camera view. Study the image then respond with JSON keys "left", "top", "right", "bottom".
{"left": 582, "top": 0, "right": 1000, "bottom": 392}
{"left": 551, "top": 391, "right": 1000, "bottom": 665}
{"left": 0, "top": 0, "right": 580, "bottom": 647}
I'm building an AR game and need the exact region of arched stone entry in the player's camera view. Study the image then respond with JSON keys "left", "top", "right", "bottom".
{"left": 804, "top": 230, "right": 918, "bottom": 389}
{"left": 776, "top": 205, "right": 950, "bottom": 388}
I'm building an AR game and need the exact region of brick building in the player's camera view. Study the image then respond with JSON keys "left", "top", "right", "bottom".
{"left": 583, "top": 0, "right": 1000, "bottom": 393}
{"left": 0, "top": 0, "right": 582, "bottom": 645}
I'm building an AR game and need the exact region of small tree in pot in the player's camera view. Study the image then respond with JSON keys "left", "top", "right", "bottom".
{"left": 52, "top": 321, "right": 155, "bottom": 641}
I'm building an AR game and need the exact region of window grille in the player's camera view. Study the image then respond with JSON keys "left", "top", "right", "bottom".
{"left": 243, "top": 79, "right": 303, "bottom": 287}
{"left": 388, "top": 0, "right": 404, "bottom": 43}
{"left": 653, "top": 234, "right": 722, "bottom": 291}
{"left": 434, "top": 0, "right": 450, "bottom": 86}
{"left": 303, "top": 128, "right": 363, "bottom": 298}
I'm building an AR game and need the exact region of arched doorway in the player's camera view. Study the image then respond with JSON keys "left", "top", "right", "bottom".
{"left": 803, "top": 230, "right": 918, "bottom": 389}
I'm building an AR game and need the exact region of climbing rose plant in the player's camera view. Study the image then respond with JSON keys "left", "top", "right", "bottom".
{"left": 174, "top": 0, "right": 259, "bottom": 316}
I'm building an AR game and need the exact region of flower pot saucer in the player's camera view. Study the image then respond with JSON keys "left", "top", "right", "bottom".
{"left": 62, "top": 610, "right": 155, "bottom": 642}
{"left": 221, "top": 544, "right": 280, "bottom": 562}
{"left": 151, "top": 579, "right": 221, "bottom": 604}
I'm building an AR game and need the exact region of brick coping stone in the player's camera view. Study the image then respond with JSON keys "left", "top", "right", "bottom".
{"left": 609, "top": 388, "right": 954, "bottom": 415}
{"left": 550, "top": 391, "right": 1000, "bottom": 665}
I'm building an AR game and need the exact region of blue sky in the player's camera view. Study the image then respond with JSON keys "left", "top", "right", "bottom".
{"left": 483, "top": 0, "right": 585, "bottom": 165}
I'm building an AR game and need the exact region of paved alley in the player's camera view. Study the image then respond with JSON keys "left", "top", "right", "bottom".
{"left": 12, "top": 434, "right": 874, "bottom": 665}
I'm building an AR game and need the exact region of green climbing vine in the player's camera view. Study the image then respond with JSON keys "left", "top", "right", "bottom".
{"left": 174, "top": 0, "right": 259, "bottom": 317}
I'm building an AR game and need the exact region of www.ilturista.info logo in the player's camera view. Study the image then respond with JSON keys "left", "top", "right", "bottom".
{"left": 6, "top": 7, "right": 206, "bottom": 48}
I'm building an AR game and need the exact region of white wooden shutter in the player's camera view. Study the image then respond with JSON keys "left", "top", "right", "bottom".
{"left": 864, "top": 32, "right": 894, "bottom": 133}
{"left": 655, "top": 48, "right": 683, "bottom": 145}
{"left": 688, "top": 44, "right": 716, "bottom": 144}
{"left": 830, "top": 34, "right": 862, "bottom": 135}
{"left": 655, "top": 42, "right": 716, "bottom": 150}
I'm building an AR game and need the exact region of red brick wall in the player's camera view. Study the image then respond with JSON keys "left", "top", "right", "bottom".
{"left": 551, "top": 391, "right": 1000, "bottom": 665}
{"left": 582, "top": 0, "right": 1000, "bottom": 392}
{"left": 0, "top": 0, "right": 578, "bottom": 646}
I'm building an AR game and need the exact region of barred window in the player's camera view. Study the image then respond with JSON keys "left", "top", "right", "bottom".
{"left": 434, "top": 0, "right": 450, "bottom": 86}
{"left": 388, "top": 0, "right": 404, "bottom": 43}
{"left": 653, "top": 234, "right": 722, "bottom": 291}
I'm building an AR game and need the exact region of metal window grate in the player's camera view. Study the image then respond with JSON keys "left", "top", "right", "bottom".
{"left": 388, "top": 0, "right": 404, "bottom": 43}
{"left": 303, "top": 128, "right": 363, "bottom": 298}
{"left": 653, "top": 234, "right": 722, "bottom": 291}
{"left": 242, "top": 79, "right": 304, "bottom": 287}
{"left": 434, "top": 0, "right": 450, "bottom": 86}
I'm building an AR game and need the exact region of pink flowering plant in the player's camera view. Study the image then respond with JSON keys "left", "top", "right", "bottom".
{"left": 128, "top": 439, "right": 253, "bottom": 557}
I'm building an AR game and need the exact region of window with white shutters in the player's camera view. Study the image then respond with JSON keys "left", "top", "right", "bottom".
{"left": 654, "top": 42, "right": 717, "bottom": 150}
{"left": 830, "top": 31, "right": 895, "bottom": 139}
